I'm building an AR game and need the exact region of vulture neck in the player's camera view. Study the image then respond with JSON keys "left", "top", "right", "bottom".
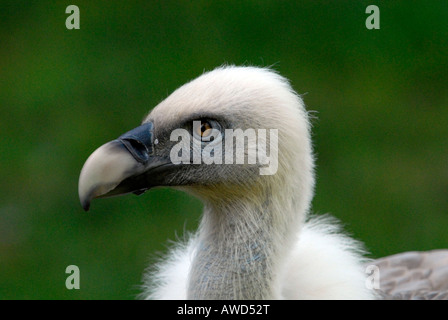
{"left": 187, "top": 185, "right": 304, "bottom": 299}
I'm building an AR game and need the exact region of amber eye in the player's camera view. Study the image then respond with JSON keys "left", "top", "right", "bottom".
{"left": 192, "top": 119, "right": 221, "bottom": 142}
{"left": 197, "top": 121, "right": 212, "bottom": 138}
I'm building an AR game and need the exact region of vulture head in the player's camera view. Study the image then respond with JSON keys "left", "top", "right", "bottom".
{"left": 80, "top": 66, "right": 407, "bottom": 300}
{"left": 79, "top": 66, "right": 313, "bottom": 216}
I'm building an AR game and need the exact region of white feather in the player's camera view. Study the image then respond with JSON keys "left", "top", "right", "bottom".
{"left": 141, "top": 215, "right": 375, "bottom": 300}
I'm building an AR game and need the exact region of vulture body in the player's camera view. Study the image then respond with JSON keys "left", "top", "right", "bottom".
{"left": 78, "top": 66, "right": 448, "bottom": 299}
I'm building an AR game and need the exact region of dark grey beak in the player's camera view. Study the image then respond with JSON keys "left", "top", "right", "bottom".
{"left": 78, "top": 122, "right": 173, "bottom": 211}
{"left": 118, "top": 122, "right": 155, "bottom": 164}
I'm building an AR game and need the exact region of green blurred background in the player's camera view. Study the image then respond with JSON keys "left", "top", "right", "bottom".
{"left": 0, "top": 1, "right": 447, "bottom": 299}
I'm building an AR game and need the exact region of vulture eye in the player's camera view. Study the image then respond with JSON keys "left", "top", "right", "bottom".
{"left": 193, "top": 119, "right": 221, "bottom": 142}
{"left": 199, "top": 121, "right": 212, "bottom": 137}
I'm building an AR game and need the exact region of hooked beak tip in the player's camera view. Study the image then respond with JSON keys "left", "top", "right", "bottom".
{"left": 78, "top": 122, "right": 168, "bottom": 211}
{"left": 81, "top": 200, "right": 91, "bottom": 212}
{"left": 78, "top": 139, "right": 141, "bottom": 211}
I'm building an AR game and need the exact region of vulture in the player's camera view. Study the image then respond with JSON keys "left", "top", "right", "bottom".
{"left": 78, "top": 66, "right": 448, "bottom": 299}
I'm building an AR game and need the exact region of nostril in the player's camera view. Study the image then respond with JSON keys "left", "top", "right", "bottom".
{"left": 117, "top": 122, "right": 155, "bottom": 164}
{"left": 120, "top": 138, "right": 150, "bottom": 164}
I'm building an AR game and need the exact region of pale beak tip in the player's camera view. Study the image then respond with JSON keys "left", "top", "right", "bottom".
{"left": 78, "top": 139, "right": 143, "bottom": 212}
